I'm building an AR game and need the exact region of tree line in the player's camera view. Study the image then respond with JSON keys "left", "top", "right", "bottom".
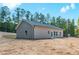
{"left": 0, "top": 6, "right": 77, "bottom": 37}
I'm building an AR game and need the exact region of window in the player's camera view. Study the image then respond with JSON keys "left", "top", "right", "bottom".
{"left": 54, "top": 31, "right": 55, "bottom": 36}
{"left": 54, "top": 31, "right": 58, "bottom": 37}
{"left": 48, "top": 31, "right": 50, "bottom": 34}
{"left": 60, "top": 32, "right": 61, "bottom": 36}
{"left": 56, "top": 32, "right": 58, "bottom": 36}
{"left": 51, "top": 32, "right": 53, "bottom": 36}
{"left": 25, "top": 30, "right": 27, "bottom": 35}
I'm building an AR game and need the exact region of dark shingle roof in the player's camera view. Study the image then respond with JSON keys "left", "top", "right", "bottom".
{"left": 23, "top": 20, "right": 63, "bottom": 30}
{"left": 16, "top": 20, "right": 63, "bottom": 30}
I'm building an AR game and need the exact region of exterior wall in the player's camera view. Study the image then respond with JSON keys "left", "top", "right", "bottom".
{"left": 34, "top": 26, "right": 51, "bottom": 39}
{"left": 16, "top": 21, "right": 34, "bottom": 39}
{"left": 16, "top": 21, "right": 63, "bottom": 39}
{"left": 34, "top": 26, "right": 63, "bottom": 39}
{"left": 60, "top": 30, "right": 63, "bottom": 37}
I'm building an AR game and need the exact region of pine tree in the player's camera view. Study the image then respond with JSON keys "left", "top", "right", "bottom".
{"left": 70, "top": 19, "right": 75, "bottom": 36}
{"left": 50, "top": 16, "right": 55, "bottom": 25}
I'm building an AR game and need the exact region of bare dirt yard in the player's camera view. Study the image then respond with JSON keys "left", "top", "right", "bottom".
{"left": 0, "top": 32, "right": 79, "bottom": 55}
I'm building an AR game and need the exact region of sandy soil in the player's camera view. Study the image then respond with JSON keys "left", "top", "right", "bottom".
{"left": 0, "top": 32, "right": 79, "bottom": 55}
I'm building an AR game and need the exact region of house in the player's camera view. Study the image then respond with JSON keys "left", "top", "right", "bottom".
{"left": 15, "top": 20, "right": 63, "bottom": 39}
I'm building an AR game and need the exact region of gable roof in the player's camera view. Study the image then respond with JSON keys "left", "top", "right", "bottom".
{"left": 16, "top": 20, "right": 63, "bottom": 30}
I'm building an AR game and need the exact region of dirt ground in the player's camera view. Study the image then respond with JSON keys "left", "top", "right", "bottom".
{"left": 0, "top": 32, "right": 79, "bottom": 55}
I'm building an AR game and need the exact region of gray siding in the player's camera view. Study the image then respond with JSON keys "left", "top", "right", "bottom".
{"left": 34, "top": 26, "right": 63, "bottom": 39}
{"left": 16, "top": 21, "right": 34, "bottom": 39}
{"left": 34, "top": 26, "right": 51, "bottom": 39}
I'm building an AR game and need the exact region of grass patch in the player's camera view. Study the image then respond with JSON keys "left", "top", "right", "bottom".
{"left": 3, "top": 35, "right": 16, "bottom": 39}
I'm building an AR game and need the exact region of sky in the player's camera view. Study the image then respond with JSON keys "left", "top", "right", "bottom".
{"left": 0, "top": 3, "right": 79, "bottom": 25}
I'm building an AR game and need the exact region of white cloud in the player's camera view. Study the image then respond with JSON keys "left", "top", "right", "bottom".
{"left": 60, "top": 7, "right": 66, "bottom": 13}
{"left": 2, "top": 3, "right": 21, "bottom": 10}
{"left": 0, "top": 0, "right": 22, "bottom": 10}
{"left": 66, "top": 5, "right": 70, "bottom": 10}
{"left": 38, "top": 7, "right": 46, "bottom": 13}
{"left": 42, "top": 8, "right": 45, "bottom": 10}
{"left": 70, "top": 3, "right": 75, "bottom": 9}
{"left": 60, "top": 3, "right": 75, "bottom": 13}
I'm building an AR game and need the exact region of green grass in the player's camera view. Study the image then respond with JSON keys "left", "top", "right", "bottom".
{"left": 3, "top": 35, "right": 16, "bottom": 39}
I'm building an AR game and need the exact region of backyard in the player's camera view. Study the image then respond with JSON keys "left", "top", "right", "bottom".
{"left": 0, "top": 32, "right": 79, "bottom": 55}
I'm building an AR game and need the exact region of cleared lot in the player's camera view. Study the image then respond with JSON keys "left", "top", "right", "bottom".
{"left": 0, "top": 32, "right": 79, "bottom": 55}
